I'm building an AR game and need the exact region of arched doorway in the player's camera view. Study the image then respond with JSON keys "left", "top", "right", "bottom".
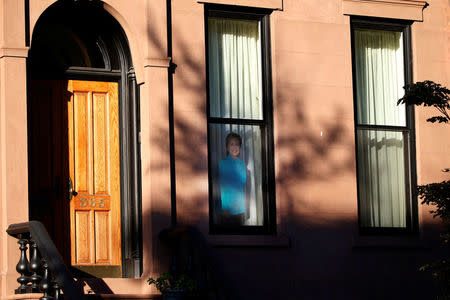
{"left": 27, "top": 0, "right": 142, "bottom": 278}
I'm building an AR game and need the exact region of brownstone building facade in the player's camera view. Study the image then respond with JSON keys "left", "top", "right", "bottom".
{"left": 0, "top": 0, "right": 449, "bottom": 299}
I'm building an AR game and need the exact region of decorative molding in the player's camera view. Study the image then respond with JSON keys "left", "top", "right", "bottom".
{"left": 144, "top": 58, "right": 172, "bottom": 68}
{"left": 198, "top": 0, "right": 283, "bottom": 10}
{"left": 344, "top": 0, "right": 427, "bottom": 7}
{"left": 342, "top": 0, "right": 428, "bottom": 21}
{"left": 0, "top": 47, "right": 29, "bottom": 59}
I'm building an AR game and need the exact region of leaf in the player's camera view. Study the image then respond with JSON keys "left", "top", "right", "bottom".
{"left": 418, "top": 181, "right": 450, "bottom": 224}
{"left": 397, "top": 80, "right": 450, "bottom": 124}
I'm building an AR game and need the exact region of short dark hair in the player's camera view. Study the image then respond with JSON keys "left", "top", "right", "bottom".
{"left": 225, "top": 132, "right": 242, "bottom": 147}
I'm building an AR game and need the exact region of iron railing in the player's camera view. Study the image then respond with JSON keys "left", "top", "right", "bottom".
{"left": 7, "top": 221, "right": 85, "bottom": 300}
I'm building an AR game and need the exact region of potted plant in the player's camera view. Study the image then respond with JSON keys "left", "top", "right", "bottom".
{"left": 147, "top": 272, "right": 198, "bottom": 300}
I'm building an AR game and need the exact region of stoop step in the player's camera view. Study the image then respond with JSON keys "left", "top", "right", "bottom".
{"left": 5, "top": 294, "right": 162, "bottom": 300}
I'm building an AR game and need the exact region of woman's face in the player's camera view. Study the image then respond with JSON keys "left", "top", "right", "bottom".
{"left": 227, "top": 138, "right": 241, "bottom": 159}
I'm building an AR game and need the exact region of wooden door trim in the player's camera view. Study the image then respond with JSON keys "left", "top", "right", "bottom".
{"left": 68, "top": 80, "right": 122, "bottom": 271}
{"left": 65, "top": 67, "right": 121, "bottom": 81}
{"left": 58, "top": 66, "right": 142, "bottom": 278}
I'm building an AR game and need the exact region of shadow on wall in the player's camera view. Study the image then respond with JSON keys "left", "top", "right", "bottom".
{"left": 15, "top": 2, "right": 445, "bottom": 300}
{"left": 138, "top": 4, "right": 443, "bottom": 300}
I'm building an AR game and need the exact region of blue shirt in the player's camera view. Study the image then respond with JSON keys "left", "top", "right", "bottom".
{"left": 218, "top": 155, "right": 246, "bottom": 215}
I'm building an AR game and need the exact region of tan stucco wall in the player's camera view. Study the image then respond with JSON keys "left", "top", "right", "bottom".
{"left": 0, "top": 0, "right": 30, "bottom": 298}
{"left": 0, "top": 0, "right": 449, "bottom": 298}
{"left": 412, "top": 0, "right": 450, "bottom": 226}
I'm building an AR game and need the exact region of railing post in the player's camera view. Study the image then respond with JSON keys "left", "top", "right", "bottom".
{"left": 16, "top": 234, "right": 30, "bottom": 293}
{"left": 39, "top": 260, "right": 53, "bottom": 300}
{"left": 29, "top": 240, "right": 42, "bottom": 292}
{"left": 52, "top": 281, "right": 61, "bottom": 300}
{"left": 7, "top": 221, "right": 86, "bottom": 300}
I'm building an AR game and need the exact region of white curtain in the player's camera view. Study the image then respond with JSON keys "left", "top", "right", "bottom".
{"left": 208, "top": 18, "right": 262, "bottom": 120}
{"left": 355, "top": 29, "right": 405, "bottom": 126}
{"left": 357, "top": 130, "right": 407, "bottom": 227}
{"left": 354, "top": 29, "right": 407, "bottom": 228}
{"left": 208, "top": 18, "right": 264, "bottom": 226}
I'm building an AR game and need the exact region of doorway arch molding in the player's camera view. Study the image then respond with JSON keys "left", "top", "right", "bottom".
{"left": 102, "top": 1, "right": 144, "bottom": 82}
{"left": 27, "top": 0, "right": 142, "bottom": 278}
{"left": 29, "top": 0, "right": 144, "bottom": 82}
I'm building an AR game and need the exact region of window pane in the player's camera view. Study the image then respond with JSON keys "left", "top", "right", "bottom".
{"left": 354, "top": 29, "right": 406, "bottom": 126}
{"left": 209, "top": 123, "right": 264, "bottom": 226}
{"left": 356, "top": 129, "right": 407, "bottom": 228}
{"left": 208, "top": 18, "right": 263, "bottom": 120}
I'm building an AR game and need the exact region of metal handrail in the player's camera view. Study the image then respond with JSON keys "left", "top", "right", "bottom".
{"left": 7, "top": 221, "right": 85, "bottom": 300}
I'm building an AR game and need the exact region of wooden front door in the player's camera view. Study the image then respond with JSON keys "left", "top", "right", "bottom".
{"left": 67, "top": 80, "right": 121, "bottom": 276}
{"left": 28, "top": 80, "right": 122, "bottom": 277}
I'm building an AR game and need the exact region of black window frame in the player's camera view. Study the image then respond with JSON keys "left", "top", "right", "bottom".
{"left": 350, "top": 17, "right": 418, "bottom": 235}
{"left": 205, "top": 4, "right": 276, "bottom": 235}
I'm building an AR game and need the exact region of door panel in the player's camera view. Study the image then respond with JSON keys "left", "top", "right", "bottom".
{"left": 68, "top": 80, "right": 121, "bottom": 271}
{"left": 28, "top": 79, "right": 122, "bottom": 277}
{"left": 95, "top": 211, "right": 111, "bottom": 263}
{"left": 75, "top": 210, "right": 93, "bottom": 264}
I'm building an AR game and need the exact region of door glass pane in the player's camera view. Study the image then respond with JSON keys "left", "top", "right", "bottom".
{"left": 208, "top": 18, "right": 263, "bottom": 120}
{"left": 356, "top": 129, "right": 407, "bottom": 228}
{"left": 354, "top": 29, "right": 406, "bottom": 126}
{"left": 209, "top": 123, "right": 264, "bottom": 227}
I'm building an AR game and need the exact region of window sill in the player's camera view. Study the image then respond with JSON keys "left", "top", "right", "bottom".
{"left": 352, "top": 235, "right": 431, "bottom": 250}
{"left": 207, "top": 234, "right": 290, "bottom": 248}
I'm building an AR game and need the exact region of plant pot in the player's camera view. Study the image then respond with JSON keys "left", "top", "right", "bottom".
{"left": 162, "top": 289, "right": 187, "bottom": 300}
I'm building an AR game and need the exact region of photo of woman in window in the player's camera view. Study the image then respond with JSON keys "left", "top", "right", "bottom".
{"left": 208, "top": 16, "right": 267, "bottom": 230}
{"left": 218, "top": 132, "right": 246, "bottom": 226}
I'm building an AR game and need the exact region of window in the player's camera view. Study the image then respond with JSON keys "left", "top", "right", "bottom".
{"left": 206, "top": 6, "right": 275, "bottom": 234}
{"left": 351, "top": 18, "right": 417, "bottom": 233}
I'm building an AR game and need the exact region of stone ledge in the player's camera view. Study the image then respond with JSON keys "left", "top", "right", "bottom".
{"left": 144, "top": 58, "right": 171, "bottom": 68}
{"left": 208, "top": 234, "right": 290, "bottom": 247}
{"left": 86, "top": 294, "right": 162, "bottom": 299}
{"left": 5, "top": 293, "right": 162, "bottom": 300}
{"left": 5, "top": 293, "right": 42, "bottom": 300}
{"left": 352, "top": 235, "right": 432, "bottom": 250}
{"left": 0, "top": 47, "right": 29, "bottom": 59}
{"left": 342, "top": 0, "right": 428, "bottom": 21}
{"left": 197, "top": 0, "right": 283, "bottom": 10}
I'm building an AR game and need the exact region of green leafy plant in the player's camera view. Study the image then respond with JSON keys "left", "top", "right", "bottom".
{"left": 420, "top": 235, "right": 450, "bottom": 300}
{"left": 417, "top": 182, "right": 450, "bottom": 299}
{"left": 418, "top": 181, "right": 450, "bottom": 224}
{"left": 397, "top": 80, "right": 450, "bottom": 123}
{"left": 398, "top": 80, "right": 450, "bottom": 299}
{"left": 147, "top": 272, "right": 197, "bottom": 293}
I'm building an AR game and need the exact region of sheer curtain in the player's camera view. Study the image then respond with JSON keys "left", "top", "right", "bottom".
{"left": 208, "top": 18, "right": 262, "bottom": 119}
{"left": 208, "top": 18, "right": 264, "bottom": 226}
{"left": 354, "top": 29, "right": 407, "bottom": 228}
